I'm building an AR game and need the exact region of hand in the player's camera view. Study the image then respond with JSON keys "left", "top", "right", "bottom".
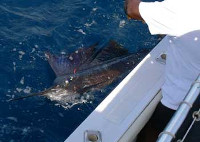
{"left": 124, "top": 0, "right": 143, "bottom": 20}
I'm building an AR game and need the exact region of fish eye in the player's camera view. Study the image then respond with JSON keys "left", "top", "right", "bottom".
{"left": 65, "top": 80, "right": 69, "bottom": 85}
{"left": 64, "top": 77, "right": 73, "bottom": 87}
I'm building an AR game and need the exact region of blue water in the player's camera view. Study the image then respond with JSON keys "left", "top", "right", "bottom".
{"left": 0, "top": 0, "right": 160, "bottom": 141}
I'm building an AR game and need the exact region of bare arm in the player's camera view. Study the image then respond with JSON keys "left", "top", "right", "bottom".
{"left": 124, "top": 0, "right": 143, "bottom": 21}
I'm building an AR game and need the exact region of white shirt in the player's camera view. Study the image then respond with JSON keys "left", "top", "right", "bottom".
{"left": 139, "top": 0, "right": 200, "bottom": 110}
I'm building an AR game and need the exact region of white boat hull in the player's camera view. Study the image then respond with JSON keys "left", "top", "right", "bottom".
{"left": 65, "top": 37, "right": 169, "bottom": 142}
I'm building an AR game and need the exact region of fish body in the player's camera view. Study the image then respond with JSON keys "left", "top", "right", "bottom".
{"left": 11, "top": 41, "right": 148, "bottom": 105}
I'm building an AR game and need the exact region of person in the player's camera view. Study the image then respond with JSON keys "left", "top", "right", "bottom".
{"left": 124, "top": 0, "right": 200, "bottom": 142}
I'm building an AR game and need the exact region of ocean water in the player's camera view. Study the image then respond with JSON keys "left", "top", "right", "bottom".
{"left": 0, "top": 0, "right": 160, "bottom": 141}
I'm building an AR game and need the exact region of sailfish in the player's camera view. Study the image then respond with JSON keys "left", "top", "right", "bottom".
{"left": 10, "top": 41, "right": 148, "bottom": 104}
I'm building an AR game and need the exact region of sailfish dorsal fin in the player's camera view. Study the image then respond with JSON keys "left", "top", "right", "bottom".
{"left": 46, "top": 41, "right": 128, "bottom": 76}
{"left": 46, "top": 43, "right": 97, "bottom": 76}
{"left": 88, "top": 40, "right": 129, "bottom": 65}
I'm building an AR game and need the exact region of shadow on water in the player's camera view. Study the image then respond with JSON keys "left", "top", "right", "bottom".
{"left": 0, "top": 0, "right": 160, "bottom": 141}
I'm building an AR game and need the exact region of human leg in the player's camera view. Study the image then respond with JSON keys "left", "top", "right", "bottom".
{"left": 137, "top": 102, "right": 175, "bottom": 142}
